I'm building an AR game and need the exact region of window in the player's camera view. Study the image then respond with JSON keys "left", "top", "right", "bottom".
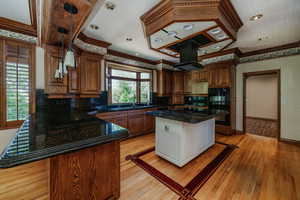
{"left": 0, "top": 40, "right": 35, "bottom": 129}
{"left": 107, "top": 64, "right": 152, "bottom": 104}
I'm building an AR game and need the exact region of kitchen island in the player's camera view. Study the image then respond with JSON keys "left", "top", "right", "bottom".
{"left": 148, "top": 110, "right": 217, "bottom": 167}
{"left": 0, "top": 110, "right": 129, "bottom": 200}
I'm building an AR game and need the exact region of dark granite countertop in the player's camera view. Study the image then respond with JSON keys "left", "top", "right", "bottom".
{"left": 147, "top": 109, "right": 218, "bottom": 123}
{"left": 93, "top": 104, "right": 158, "bottom": 113}
{"left": 0, "top": 111, "right": 129, "bottom": 168}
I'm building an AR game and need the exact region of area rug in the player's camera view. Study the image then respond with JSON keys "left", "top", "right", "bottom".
{"left": 125, "top": 142, "right": 238, "bottom": 200}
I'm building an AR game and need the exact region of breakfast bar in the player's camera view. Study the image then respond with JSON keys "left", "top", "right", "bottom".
{"left": 0, "top": 111, "right": 129, "bottom": 200}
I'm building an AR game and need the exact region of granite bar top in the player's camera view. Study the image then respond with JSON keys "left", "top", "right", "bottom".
{"left": 147, "top": 109, "right": 218, "bottom": 124}
{"left": 0, "top": 111, "right": 129, "bottom": 168}
{"left": 94, "top": 104, "right": 158, "bottom": 113}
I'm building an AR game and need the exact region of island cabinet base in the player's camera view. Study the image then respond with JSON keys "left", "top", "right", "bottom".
{"left": 155, "top": 118, "right": 215, "bottom": 167}
{"left": 0, "top": 141, "right": 120, "bottom": 200}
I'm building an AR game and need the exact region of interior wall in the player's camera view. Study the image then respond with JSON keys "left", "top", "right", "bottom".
{"left": 35, "top": 46, "right": 45, "bottom": 89}
{"left": 246, "top": 74, "right": 278, "bottom": 119}
{"left": 236, "top": 54, "right": 300, "bottom": 141}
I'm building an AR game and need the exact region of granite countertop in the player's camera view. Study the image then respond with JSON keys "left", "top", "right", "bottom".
{"left": 147, "top": 109, "right": 218, "bottom": 123}
{"left": 94, "top": 104, "right": 158, "bottom": 113}
{"left": 0, "top": 111, "right": 129, "bottom": 168}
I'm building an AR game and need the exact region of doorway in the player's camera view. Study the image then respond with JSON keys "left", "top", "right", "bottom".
{"left": 243, "top": 70, "right": 281, "bottom": 139}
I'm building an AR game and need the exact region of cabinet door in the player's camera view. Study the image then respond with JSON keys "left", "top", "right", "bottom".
{"left": 173, "top": 72, "right": 184, "bottom": 94}
{"left": 114, "top": 117, "right": 128, "bottom": 129}
{"left": 80, "top": 54, "right": 101, "bottom": 95}
{"left": 218, "top": 67, "right": 231, "bottom": 87}
{"left": 68, "top": 57, "right": 80, "bottom": 94}
{"left": 199, "top": 70, "right": 208, "bottom": 82}
{"left": 165, "top": 71, "right": 173, "bottom": 96}
{"left": 144, "top": 114, "right": 155, "bottom": 133}
{"left": 128, "top": 114, "right": 145, "bottom": 135}
{"left": 192, "top": 70, "right": 200, "bottom": 82}
{"left": 45, "top": 47, "right": 68, "bottom": 94}
{"left": 184, "top": 72, "right": 193, "bottom": 94}
{"left": 172, "top": 95, "right": 184, "bottom": 104}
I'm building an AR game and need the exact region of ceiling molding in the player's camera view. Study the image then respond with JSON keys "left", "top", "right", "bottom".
{"left": 77, "top": 32, "right": 111, "bottom": 48}
{"left": 240, "top": 41, "right": 300, "bottom": 58}
{"left": 154, "top": 59, "right": 176, "bottom": 66}
{"left": 42, "top": 0, "right": 98, "bottom": 46}
{"left": 0, "top": 17, "right": 37, "bottom": 36}
{"left": 199, "top": 48, "right": 242, "bottom": 60}
{"left": 107, "top": 49, "right": 158, "bottom": 65}
{"left": 29, "top": 0, "right": 37, "bottom": 30}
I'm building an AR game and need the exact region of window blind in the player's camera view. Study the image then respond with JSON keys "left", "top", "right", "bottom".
{"left": 5, "top": 43, "right": 31, "bottom": 122}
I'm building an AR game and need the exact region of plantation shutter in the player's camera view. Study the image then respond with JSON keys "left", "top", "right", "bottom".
{"left": 5, "top": 42, "right": 31, "bottom": 124}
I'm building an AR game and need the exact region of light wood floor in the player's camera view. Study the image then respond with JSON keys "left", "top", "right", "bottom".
{"left": 120, "top": 133, "right": 300, "bottom": 200}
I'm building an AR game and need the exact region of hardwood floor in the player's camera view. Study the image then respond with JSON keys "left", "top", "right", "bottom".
{"left": 246, "top": 117, "right": 278, "bottom": 138}
{"left": 120, "top": 133, "right": 300, "bottom": 200}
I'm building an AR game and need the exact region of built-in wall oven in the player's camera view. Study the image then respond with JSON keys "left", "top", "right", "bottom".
{"left": 208, "top": 88, "right": 230, "bottom": 126}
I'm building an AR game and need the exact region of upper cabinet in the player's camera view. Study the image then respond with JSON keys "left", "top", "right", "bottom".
{"left": 45, "top": 46, "right": 68, "bottom": 95}
{"left": 207, "top": 62, "right": 234, "bottom": 88}
{"left": 157, "top": 69, "right": 173, "bottom": 96}
{"left": 172, "top": 72, "right": 184, "bottom": 94}
{"left": 184, "top": 68, "right": 208, "bottom": 95}
{"left": 80, "top": 52, "right": 102, "bottom": 96}
{"left": 45, "top": 46, "right": 102, "bottom": 98}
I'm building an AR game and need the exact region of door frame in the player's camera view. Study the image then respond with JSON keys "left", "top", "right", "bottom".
{"left": 242, "top": 69, "right": 281, "bottom": 140}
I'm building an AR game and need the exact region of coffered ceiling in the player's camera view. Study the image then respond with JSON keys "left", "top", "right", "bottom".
{"left": 83, "top": 0, "right": 300, "bottom": 61}
{"left": 0, "top": 0, "right": 31, "bottom": 25}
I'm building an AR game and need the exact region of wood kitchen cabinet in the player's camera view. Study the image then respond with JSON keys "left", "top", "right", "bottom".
{"left": 68, "top": 56, "right": 81, "bottom": 94}
{"left": 96, "top": 108, "right": 157, "bottom": 138}
{"left": 45, "top": 46, "right": 102, "bottom": 98}
{"left": 184, "top": 71, "right": 193, "bottom": 94}
{"left": 157, "top": 69, "right": 173, "bottom": 96}
{"left": 80, "top": 52, "right": 102, "bottom": 96}
{"left": 128, "top": 110, "right": 145, "bottom": 135}
{"left": 171, "top": 95, "right": 184, "bottom": 104}
{"left": 172, "top": 72, "right": 184, "bottom": 94}
{"left": 45, "top": 46, "right": 68, "bottom": 95}
{"left": 207, "top": 62, "right": 232, "bottom": 88}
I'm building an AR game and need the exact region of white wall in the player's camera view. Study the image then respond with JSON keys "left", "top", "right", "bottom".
{"left": 236, "top": 55, "right": 300, "bottom": 141}
{"left": 36, "top": 46, "right": 45, "bottom": 89}
{"left": 246, "top": 74, "right": 278, "bottom": 119}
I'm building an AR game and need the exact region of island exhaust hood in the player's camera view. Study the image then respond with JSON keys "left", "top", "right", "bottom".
{"left": 173, "top": 40, "right": 203, "bottom": 71}
{"left": 170, "top": 34, "right": 213, "bottom": 71}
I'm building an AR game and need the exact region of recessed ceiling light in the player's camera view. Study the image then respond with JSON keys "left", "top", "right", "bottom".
{"left": 214, "top": 46, "right": 221, "bottom": 50}
{"left": 167, "top": 31, "right": 178, "bottom": 37}
{"left": 216, "top": 34, "right": 226, "bottom": 40}
{"left": 135, "top": 53, "right": 139, "bottom": 56}
{"left": 126, "top": 38, "right": 133, "bottom": 42}
{"left": 250, "top": 14, "right": 263, "bottom": 21}
{"left": 210, "top": 28, "right": 221, "bottom": 35}
{"left": 105, "top": 1, "right": 116, "bottom": 10}
{"left": 90, "top": 24, "right": 99, "bottom": 30}
{"left": 183, "top": 24, "right": 194, "bottom": 31}
{"left": 154, "top": 37, "right": 163, "bottom": 43}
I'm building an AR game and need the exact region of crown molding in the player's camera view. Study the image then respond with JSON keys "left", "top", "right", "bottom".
{"left": 240, "top": 41, "right": 300, "bottom": 57}
{"left": 154, "top": 59, "right": 177, "bottom": 66}
{"left": 0, "top": 17, "right": 37, "bottom": 36}
{"left": 77, "top": 33, "right": 111, "bottom": 48}
{"left": 199, "top": 48, "right": 242, "bottom": 60}
{"left": 107, "top": 49, "right": 158, "bottom": 65}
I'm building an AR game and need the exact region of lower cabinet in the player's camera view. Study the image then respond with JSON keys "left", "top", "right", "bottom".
{"left": 96, "top": 108, "right": 157, "bottom": 137}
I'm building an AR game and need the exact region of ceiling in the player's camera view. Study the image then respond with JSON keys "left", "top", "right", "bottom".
{"left": 84, "top": 0, "right": 300, "bottom": 61}
{"left": 0, "top": 0, "right": 31, "bottom": 25}
{"left": 230, "top": 0, "right": 300, "bottom": 52}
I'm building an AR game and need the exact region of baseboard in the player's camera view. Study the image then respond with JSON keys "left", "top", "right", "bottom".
{"left": 246, "top": 116, "right": 278, "bottom": 122}
{"left": 280, "top": 138, "right": 300, "bottom": 146}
